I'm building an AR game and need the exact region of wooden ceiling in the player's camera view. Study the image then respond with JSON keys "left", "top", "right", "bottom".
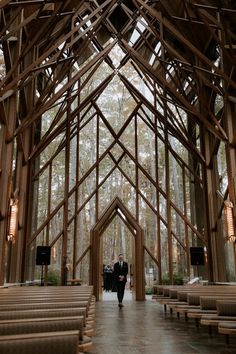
{"left": 0, "top": 0, "right": 236, "bottom": 162}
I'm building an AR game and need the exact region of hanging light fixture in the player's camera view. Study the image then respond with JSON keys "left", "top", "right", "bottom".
{"left": 224, "top": 201, "right": 236, "bottom": 243}
{"left": 7, "top": 199, "right": 18, "bottom": 243}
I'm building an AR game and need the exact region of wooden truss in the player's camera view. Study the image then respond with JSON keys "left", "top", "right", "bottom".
{"left": 0, "top": 0, "right": 236, "bottom": 287}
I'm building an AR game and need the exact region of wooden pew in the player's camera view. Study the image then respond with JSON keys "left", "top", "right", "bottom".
{"left": 200, "top": 300, "right": 236, "bottom": 335}
{"left": 0, "top": 285, "right": 95, "bottom": 351}
{"left": 218, "top": 321, "right": 236, "bottom": 344}
{"left": 187, "top": 295, "right": 236, "bottom": 325}
{"left": 0, "top": 317, "right": 93, "bottom": 352}
{"left": 0, "top": 330, "right": 80, "bottom": 354}
{"left": 0, "top": 309, "right": 92, "bottom": 337}
{"left": 156, "top": 286, "right": 236, "bottom": 322}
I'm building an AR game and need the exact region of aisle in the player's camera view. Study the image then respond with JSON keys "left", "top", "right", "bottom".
{"left": 90, "top": 292, "right": 236, "bottom": 354}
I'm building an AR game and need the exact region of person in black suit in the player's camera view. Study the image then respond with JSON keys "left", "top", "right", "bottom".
{"left": 103, "top": 263, "right": 113, "bottom": 291}
{"left": 113, "top": 254, "right": 128, "bottom": 308}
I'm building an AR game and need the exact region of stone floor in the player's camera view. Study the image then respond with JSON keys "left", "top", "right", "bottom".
{"left": 90, "top": 292, "right": 236, "bottom": 354}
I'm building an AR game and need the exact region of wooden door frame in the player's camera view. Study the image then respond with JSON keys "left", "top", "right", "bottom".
{"left": 90, "top": 197, "right": 145, "bottom": 301}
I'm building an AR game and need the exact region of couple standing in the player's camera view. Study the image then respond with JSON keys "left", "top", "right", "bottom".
{"left": 113, "top": 254, "right": 128, "bottom": 308}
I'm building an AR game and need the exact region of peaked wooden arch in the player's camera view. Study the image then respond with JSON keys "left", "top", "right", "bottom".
{"left": 90, "top": 196, "right": 145, "bottom": 301}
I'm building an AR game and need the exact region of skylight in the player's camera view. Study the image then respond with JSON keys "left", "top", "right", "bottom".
{"left": 129, "top": 17, "right": 148, "bottom": 46}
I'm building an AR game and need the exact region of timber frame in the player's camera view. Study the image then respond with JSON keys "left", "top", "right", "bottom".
{"left": 0, "top": 1, "right": 236, "bottom": 291}
{"left": 90, "top": 197, "right": 145, "bottom": 301}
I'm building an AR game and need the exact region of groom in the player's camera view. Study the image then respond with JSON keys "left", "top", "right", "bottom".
{"left": 113, "top": 254, "right": 128, "bottom": 308}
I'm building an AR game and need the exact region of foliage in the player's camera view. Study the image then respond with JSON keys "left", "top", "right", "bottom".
{"left": 47, "top": 269, "right": 61, "bottom": 285}
{"left": 173, "top": 273, "right": 184, "bottom": 285}
{"left": 145, "top": 286, "right": 154, "bottom": 295}
{"left": 162, "top": 274, "right": 170, "bottom": 285}
{"left": 161, "top": 273, "right": 184, "bottom": 285}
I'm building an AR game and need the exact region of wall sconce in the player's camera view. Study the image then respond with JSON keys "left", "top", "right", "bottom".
{"left": 224, "top": 201, "right": 236, "bottom": 243}
{"left": 7, "top": 199, "right": 18, "bottom": 243}
{"left": 52, "top": 245, "right": 57, "bottom": 260}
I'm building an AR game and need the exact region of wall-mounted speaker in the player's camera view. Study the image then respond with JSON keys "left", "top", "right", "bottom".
{"left": 190, "top": 247, "right": 205, "bottom": 266}
{"left": 36, "top": 246, "right": 51, "bottom": 266}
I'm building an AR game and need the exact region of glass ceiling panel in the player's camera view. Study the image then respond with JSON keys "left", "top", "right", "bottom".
{"left": 137, "top": 116, "right": 156, "bottom": 181}
{"left": 99, "top": 155, "right": 115, "bottom": 184}
{"left": 108, "top": 43, "right": 126, "bottom": 68}
{"left": 119, "top": 117, "right": 136, "bottom": 156}
{"left": 110, "top": 144, "right": 124, "bottom": 162}
{"left": 80, "top": 61, "right": 113, "bottom": 102}
{"left": 99, "top": 118, "right": 115, "bottom": 157}
{"left": 128, "top": 17, "right": 148, "bottom": 46}
{"left": 40, "top": 133, "right": 65, "bottom": 169}
{"left": 120, "top": 61, "right": 154, "bottom": 106}
{"left": 96, "top": 74, "right": 137, "bottom": 134}
{"left": 119, "top": 154, "right": 136, "bottom": 185}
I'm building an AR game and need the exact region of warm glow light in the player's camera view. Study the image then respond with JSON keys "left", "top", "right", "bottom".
{"left": 224, "top": 201, "right": 236, "bottom": 243}
{"left": 7, "top": 202, "right": 18, "bottom": 243}
{"left": 52, "top": 246, "right": 57, "bottom": 260}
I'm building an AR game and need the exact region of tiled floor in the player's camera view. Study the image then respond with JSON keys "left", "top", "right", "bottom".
{"left": 90, "top": 292, "right": 236, "bottom": 354}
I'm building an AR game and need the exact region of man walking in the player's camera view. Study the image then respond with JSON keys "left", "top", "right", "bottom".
{"left": 113, "top": 254, "right": 128, "bottom": 308}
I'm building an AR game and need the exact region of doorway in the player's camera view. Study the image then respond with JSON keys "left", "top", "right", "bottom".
{"left": 101, "top": 221, "right": 134, "bottom": 296}
{"left": 90, "top": 197, "right": 145, "bottom": 301}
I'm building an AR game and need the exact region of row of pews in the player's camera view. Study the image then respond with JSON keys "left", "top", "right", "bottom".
{"left": 0, "top": 285, "right": 96, "bottom": 354}
{"left": 153, "top": 284, "right": 236, "bottom": 344}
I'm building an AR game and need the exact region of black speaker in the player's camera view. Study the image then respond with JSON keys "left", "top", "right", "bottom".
{"left": 36, "top": 246, "right": 51, "bottom": 265}
{"left": 190, "top": 247, "right": 205, "bottom": 266}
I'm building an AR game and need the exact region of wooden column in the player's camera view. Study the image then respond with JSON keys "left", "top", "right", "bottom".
{"left": 154, "top": 83, "right": 162, "bottom": 283}
{"left": 73, "top": 81, "right": 80, "bottom": 280}
{"left": 0, "top": 116, "right": 15, "bottom": 285}
{"left": 61, "top": 78, "right": 72, "bottom": 285}
{"left": 0, "top": 10, "right": 23, "bottom": 284}
{"left": 201, "top": 129, "right": 222, "bottom": 281}
{"left": 17, "top": 46, "right": 38, "bottom": 284}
